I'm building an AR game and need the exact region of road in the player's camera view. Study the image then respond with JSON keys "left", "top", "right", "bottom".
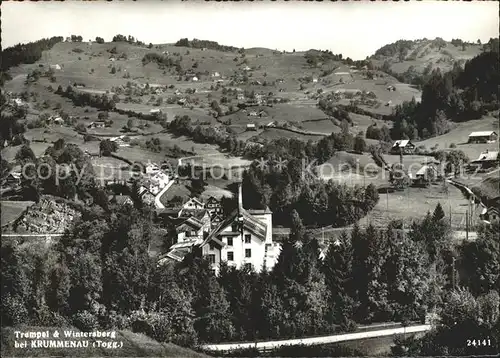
{"left": 201, "top": 324, "right": 431, "bottom": 352}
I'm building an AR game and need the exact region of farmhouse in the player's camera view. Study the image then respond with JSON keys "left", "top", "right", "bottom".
{"left": 246, "top": 123, "right": 257, "bottom": 131}
{"left": 4, "top": 172, "right": 21, "bottom": 186}
{"left": 149, "top": 108, "right": 162, "bottom": 114}
{"left": 243, "top": 65, "right": 251, "bottom": 71}
{"left": 248, "top": 111, "right": 258, "bottom": 117}
{"left": 145, "top": 163, "right": 160, "bottom": 175}
{"left": 183, "top": 197, "right": 205, "bottom": 210}
{"left": 410, "top": 165, "right": 438, "bottom": 186}
{"left": 12, "top": 98, "right": 24, "bottom": 106}
{"left": 50, "top": 64, "right": 62, "bottom": 70}
{"left": 212, "top": 72, "right": 220, "bottom": 77}
{"left": 206, "top": 196, "right": 222, "bottom": 216}
{"left": 109, "top": 194, "right": 133, "bottom": 206}
{"left": 138, "top": 186, "right": 155, "bottom": 205}
{"left": 266, "top": 121, "right": 276, "bottom": 128}
{"left": 391, "top": 139, "right": 415, "bottom": 154}
{"left": 387, "top": 85, "right": 396, "bottom": 91}
{"left": 470, "top": 150, "right": 499, "bottom": 169}
{"left": 87, "top": 121, "right": 106, "bottom": 129}
{"left": 467, "top": 131, "right": 498, "bottom": 144}
{"left": 192, "top": 76, "right": 199, "bottom": 82}
{"left": 160, "top": 184, "right": 281, "bottom": 275}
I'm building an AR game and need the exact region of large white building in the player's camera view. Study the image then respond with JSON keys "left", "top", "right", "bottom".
{"left": 160, "top": 184, "right": 281, "bottom": 275}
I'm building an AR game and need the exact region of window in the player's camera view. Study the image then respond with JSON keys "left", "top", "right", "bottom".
{"left": 245, "top": 249, "right": 251, "bottom": 258}
{"left": 231, "top": 223, "right": 238, "bottom": 232}
{"left": 209, "top": 243, "right": 215, "bottom": 250}
{"left": 227, "top": 237, "right": 233, "bottom": 246}
{"left": 244, "top": 234, "right": 251, "bottom": 244}
{"left": 208, "top": 254, "right": 216, "bottom": 264}
{"left": 227, "top": 252, "right": 234, "bottom": 261}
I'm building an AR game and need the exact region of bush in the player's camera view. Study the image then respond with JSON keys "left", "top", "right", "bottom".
{"left": 449, "top": 143, "right": 457, "bottom": 148}
{"left": 72, "top": 310, "right": 99, "bottom": 331}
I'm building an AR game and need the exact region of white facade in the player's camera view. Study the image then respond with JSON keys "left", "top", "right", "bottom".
{"left": 183, "top": 197, "right": 205, "bottom": 210}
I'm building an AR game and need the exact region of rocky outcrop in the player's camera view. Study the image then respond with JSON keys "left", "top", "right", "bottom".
{"left": 13, "top": 197, "right": 81, "bottom": 234}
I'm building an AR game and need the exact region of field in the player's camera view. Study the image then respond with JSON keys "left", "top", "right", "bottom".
{"left": 0, "top": 326, "right": 209, "bottom": 358}
{"left": 358, "top": 183, "right": 473, "bottom": 229}
{"left": 370, "top": 40, "right": 483, "bottom": 75}
{"left": 415, "top": 115, "right": 499, "bottom": 160}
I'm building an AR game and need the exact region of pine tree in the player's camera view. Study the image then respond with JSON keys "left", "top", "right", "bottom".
{"left": 322, "top": 232, "right": 355, "bottom": 325}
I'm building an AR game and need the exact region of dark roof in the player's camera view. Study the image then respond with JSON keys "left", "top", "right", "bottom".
{"left": 176, "top": 216, "right": 204, "bottom": 233}
{"left": 202, "top": 207, "right": 267, "bottom": 248}
{"left": 180, "top": 208, "right": 208, "bottom": 219}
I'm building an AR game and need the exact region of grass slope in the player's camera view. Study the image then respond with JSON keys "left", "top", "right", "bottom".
{"left": 1, "top": 326, "right": 209, "bottom": 358}
{"left": 370, "top": 38, "right": 483, "bottom": 75}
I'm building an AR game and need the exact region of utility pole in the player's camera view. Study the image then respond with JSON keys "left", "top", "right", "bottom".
{"left": 466, "top": 209, "right": 469, "bottom": 241}
{"left": 452, "top": 257, "right": 456, "bottom": 290}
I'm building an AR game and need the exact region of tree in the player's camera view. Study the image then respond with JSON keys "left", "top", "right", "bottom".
{"left": 95, "top": 37, "right": 105, "bottom": 44}
{"left": 15, "top": 144, "right": 36, "bottom": 164}
{"left": 99, "top": 139, "right": 118, "bottom": 156}
{"left": 290, "top": 209, "right": 305, "bottom": 241}
{"left": 127, "top": 119, "right": 135, "bottom": 129}
{"left": 354, "top": 134, "right": 367, "bottom": 153}
{"left": 322, "top": 232, "right": 356, "bottom": 326}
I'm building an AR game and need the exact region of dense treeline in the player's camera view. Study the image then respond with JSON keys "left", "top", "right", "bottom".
{"left": 4, "top": 201, "right": 495, "bottom": 355}
{"left": 142, "top": 52, "right": 182, "bottom": 72}
{"left": 389, "top": 46, "right": 499, "bottom": 140}
{"left": 241, "top": 161, "right": 379, "bottom": 227}
{"left": 2, "top": 206, "right": 460, "bottom": 345}
{"left": 175, "top": 38, "right": 239, "bottom": 52}
{"left": 0, "top": 93, "right": 28, "bottom": 146}
{"left": 1, "top": 36, "right": 64, "bottom": 73}
{"left": 13, "top": 139, "right": 108, "bottom": 205}
{"left": 56, "top": 85, "right": 116, "bottom": 111}
{"left": 169, "top": 114, "right": 365, "bottom": 166}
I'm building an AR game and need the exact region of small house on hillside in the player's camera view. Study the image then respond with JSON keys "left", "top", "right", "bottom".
{"left": 212, "top": 72, "right": 220, "bottom": 77}
{"left": 248, "top": 111, "right": 258, "bottom": 117}
{"left": 470, "top": 150, "right": 499, "bottom": 169}
{"left": 183, "top": 197, "right": 205, "bottom": 210}
{"left": 312, "top": 78, "right": 318, "bottom": 83}
{"left": 206, "top": 196, "right": 222, "bottom": 216}
{"left": 50, "top": 64, "right": 62, "bottom": 70}
{"left": 192, "top": 77, "right": 199, "bottom": 82}
{"left": 12, "top": 98, "right": 24, "bottom": 106}
{"left": 4, "top": 172, "right": 21, "bottom": 186}
{"left": 109, "top": 194, "right": 133, "bottom": 206}
{"left": 246, "top": 123, "right": 257, "bottom": 131}
{"left": 467, "top": 131, "right": 498, "bottom": 144}
{"left": 88, "top": 121, "right": 106, "bottom": 129}
{"left": 410, "top": 165, "right": 438, "bottom": 187}
{"left": 391, "top": 139, "right": 415, "bottom": 155}
{"left": 387, "top": 85, "right": 396, "bottom": 92}
{"left": 150, "top": 108, "right": 162, "bottom": 114}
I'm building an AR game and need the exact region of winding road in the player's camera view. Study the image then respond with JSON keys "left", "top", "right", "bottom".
{"left": 201, "top": 324, "right": 431, "bottom": 352}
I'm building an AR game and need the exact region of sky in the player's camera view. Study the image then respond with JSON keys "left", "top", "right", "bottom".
{"left": 2, "top": 1, "right": 498, "bottom": 60}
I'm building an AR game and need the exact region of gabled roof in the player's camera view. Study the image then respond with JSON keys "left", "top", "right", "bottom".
{"left": 201, "top": 207, "right": 267, "bottom": 248}
{"left": 392, "top": 139, "right": 413, "bottom": 148}
{"left": 469, "top": 131, "right": 497, "bottom": 137}
{"left": 180, "top": 208, "right": 209, "bottom": 220}
{"left": 176, "top": 216, "right": 204, "bottom": 233}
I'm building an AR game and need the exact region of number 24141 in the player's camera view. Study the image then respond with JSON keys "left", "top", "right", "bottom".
{"left": 467, "top": 339, "right": 492, "bottom": 347}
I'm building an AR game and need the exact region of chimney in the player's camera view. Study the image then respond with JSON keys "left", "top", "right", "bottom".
{"left": 237, "top": 182, "right": 243, "bottom": 211}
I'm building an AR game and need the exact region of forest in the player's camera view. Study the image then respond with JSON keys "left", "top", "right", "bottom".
{"left": 389, "top": 44, "right": 499, "bottom": 140}
{"left": 2, "top": 200, "right": 498, "bottom": 356}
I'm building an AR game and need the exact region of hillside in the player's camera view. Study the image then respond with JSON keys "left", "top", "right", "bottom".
{"left": 369, "top": 37, "right": 484, "bottom": 76}
{"left": 1, "top": 326, "right": 210, "bottom": 357}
